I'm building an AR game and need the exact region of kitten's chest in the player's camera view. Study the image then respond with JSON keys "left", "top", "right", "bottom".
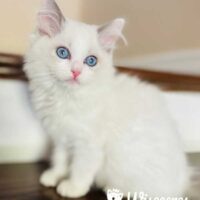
{"left": 36, "top": 88, "right": 101, "bottom": 136}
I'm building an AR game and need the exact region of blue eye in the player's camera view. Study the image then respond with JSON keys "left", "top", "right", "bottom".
{"left": 56, "top": 47, "right": 71, "bottom": 59}
{"left": 84, "top": 56, "right": 97, "bottom": 67}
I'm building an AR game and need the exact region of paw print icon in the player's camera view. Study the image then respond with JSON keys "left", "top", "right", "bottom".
{"left": 107, "top": 189, "right": 123, "bottom": 200}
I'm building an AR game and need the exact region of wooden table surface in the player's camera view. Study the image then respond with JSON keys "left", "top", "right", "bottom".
{"left": 0, "top": 163, "right": 107, "bottom": 200}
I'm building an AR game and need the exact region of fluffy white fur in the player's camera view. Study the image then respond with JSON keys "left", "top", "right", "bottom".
{"left": 24, "top": 0, "right": 191, "bottom": 198}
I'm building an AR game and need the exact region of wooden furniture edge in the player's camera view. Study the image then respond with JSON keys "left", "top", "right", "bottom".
{"left": 0, "top": 53, "right": 200, "bottom": 91}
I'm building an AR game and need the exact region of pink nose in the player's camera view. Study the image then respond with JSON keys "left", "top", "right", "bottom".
{"left": 71, "top": 70, "right": 81, "bottom": 79}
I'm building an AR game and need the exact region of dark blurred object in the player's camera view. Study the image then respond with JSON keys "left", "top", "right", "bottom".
{"left": 117, "top": 67, "right": 200, "bottom": 91}
{"left": 0, "top": 53, "right": 200, "bottom": 91}
{"left": 0, "top": 162, "right": 106, "bottom": 200}
{"left": 0, "top": 53, "right": 27, "bottom": 80}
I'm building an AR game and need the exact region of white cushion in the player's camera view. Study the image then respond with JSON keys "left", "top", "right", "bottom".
{"left": 164, "top": 92, "right": 200, "bottom": 153}
{"left": 0, "top": 80, "right": 48, "bottom": 163}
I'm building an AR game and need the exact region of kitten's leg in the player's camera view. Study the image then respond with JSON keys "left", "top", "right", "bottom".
{"left": 40, "top": 146, "right": 69, "bottom": 187}
{"left": 57, "top": 143, "right": 103, "bottom": 198}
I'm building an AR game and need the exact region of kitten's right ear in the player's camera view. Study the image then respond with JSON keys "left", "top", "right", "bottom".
{"left": 37, "top": 0, "right": 65, "bottom": 37}
{"left": 98, "top": 18, "right": 126, "bottom": 52}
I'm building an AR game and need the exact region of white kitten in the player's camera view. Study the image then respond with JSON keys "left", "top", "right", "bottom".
{"left": 24, "top": 0, "right": 191, "bottom": 198}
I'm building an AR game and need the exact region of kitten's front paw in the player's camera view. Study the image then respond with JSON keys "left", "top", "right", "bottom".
{"left": 40, "top": 169, "right": 66, "bottom": 187}
{"left": 57, "top": 180, "right": 90, "bottom": 198}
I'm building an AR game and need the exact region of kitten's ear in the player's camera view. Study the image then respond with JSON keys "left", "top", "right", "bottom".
{"left": 98, "top": 18, "right": 126, "bottom": 52}
{"left": 37, "top": 0, "right": 65, "bottom": 37}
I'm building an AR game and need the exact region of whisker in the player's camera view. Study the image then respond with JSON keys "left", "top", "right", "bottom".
{"left": 29, "top": 73, "right": 54, "bottom": 77}
{"left": 30, "top": 72, "right": 55, "bottom": 79}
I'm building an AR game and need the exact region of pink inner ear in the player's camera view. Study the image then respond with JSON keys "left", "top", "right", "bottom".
{"left": 100, "top": 35, "right": 118, "bottom": 46}
{"left": 99, "top": 33, "right": 119, "bottom": 50}
{"left": 98, "top": 18, "right": 125, "bottom": 51}
{"left": 38, "top": 13, "right": 61, "bottom": 37}
{"left": 37, "top": 0, "right": 65, "bottom": 37}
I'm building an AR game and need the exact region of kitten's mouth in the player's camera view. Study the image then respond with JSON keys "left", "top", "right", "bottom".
{"left": 67, "top": 78, "right": 80, "bottom": 84}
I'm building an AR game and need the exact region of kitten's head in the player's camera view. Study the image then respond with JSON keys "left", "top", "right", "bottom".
{"left": 26, "top": 0, "right": 125, "bottom": 87}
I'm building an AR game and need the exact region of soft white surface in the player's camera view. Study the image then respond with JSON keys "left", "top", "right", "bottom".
{"left": 0, "top": 80, "right": 199, "bottom": 163}
{"left": 116, "top": 49, "right": 200, "bottom": 75}
{"left": 164, "top": 92, "right": 200, "bottom": 153}
{"left": 0, "top": 80, "right": 48, "bottom": 163}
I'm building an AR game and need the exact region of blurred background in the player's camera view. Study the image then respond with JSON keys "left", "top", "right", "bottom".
{"left": 1, "top": 0, "right": 200, "bottom": 74}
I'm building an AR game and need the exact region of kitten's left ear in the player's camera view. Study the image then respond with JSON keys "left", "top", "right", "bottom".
{"left": 98, "top": 18, "right": 126, "bottom": 52}
{"left": 37, "top": 0, "right": 65, "bottom": 37}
